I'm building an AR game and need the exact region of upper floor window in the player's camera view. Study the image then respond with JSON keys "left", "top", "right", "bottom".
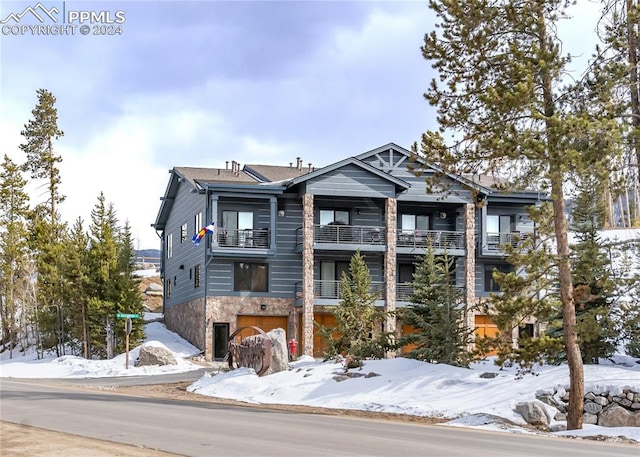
{"left": 486, "top": 215, "right": 514, "bottom": 234}
{"left": 180, "top": 223, "right": 187, "bottom": 243}
{"left": 484, "top": 264, "right": 513, "bottom": 292}
{"left": 401, "top": 214, "right": 429, "bottom": 233}
{"left": 194, "top": 212, "right": 202, "bottom": 234}
{"left": 194, "top": 264, "right": 201, "bottom": 288}
{"left": 223, "top": 210, "right": 254, "bottom": 231}
{"left": 234, "top": 262, "right": 268, "bottom": 292}
{"left": 320, "top": 209, "right": 349, "bottom": 226}
{"left": 166, "top": 233, "right": 173, "bottom": 259}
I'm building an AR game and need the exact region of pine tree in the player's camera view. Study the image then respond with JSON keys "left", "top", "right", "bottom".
{"left": 61, "top": 218, "right": 90, "bottom": 357}
{"left": 0, "top": 155, "right": 31, "bottom": 358}
{"left": 319, "top": 251, "right": 393, "bottom": 366}
{"left": 398, "top": 245, "right": 472, "bottom": 367}
{"left": 113, "top": 221, "right": 145, "bottom": 353}
{"left": 411, "top": 0, "right": 618, "bottom": 429}
{"left": 486, "top": 203, "right": 565, "bottom": 376}
{"left": 87, "top": 193, "right": 120, "bottom": 358}
{"left": 567, "top": 176, "right": 619, "bottom": 363}
{"left": 20, "top": 88, "right": 67, "bottom": 356}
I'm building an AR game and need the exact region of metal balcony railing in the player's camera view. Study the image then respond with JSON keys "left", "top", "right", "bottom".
{"left": 215, "top": 228, "right": 270, "bottom": 248}
{"left": 485, "top": 232, "right": 531, "bottom": 252}
{"left": 313, "top": 224, "right": 386, "bottom": 245}
{"left": 396, "top": 282, "right": 465, "bottom": 301}
{"left": 396, "top": 229, "right": 465, "bottom": 250}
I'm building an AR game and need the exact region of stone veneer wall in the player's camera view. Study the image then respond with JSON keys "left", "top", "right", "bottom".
{"left": 164, "top": 299, "right": 205, "bottom": 352}
{"left": 384, "top": 198, "right": 397, "bottom": 341}
{"left": 463, "top": 203, "right": 479, "bottom": 349}
{"left": 203, "top": 296, "right": 295, "bottom": 361}
{"left": 302, "top": 193, "right": 315, "bottom": 356}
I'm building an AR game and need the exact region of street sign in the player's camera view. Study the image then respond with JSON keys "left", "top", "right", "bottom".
{"left": 116, "top": 313, "right": 139, "bottom": 319}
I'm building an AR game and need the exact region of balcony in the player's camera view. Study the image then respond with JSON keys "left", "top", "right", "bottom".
{"left": 294, "top": 280, "right": 385, "bottom": 306}
{"left": 482, "top": 231, "right": 532, "bottom": 256}
{"left": 210, "top": 228, "right": 272, "bottom": 257}
{"left": 296, "top": 224, "right": 386, "bottom": 252}
{"left": 395, "top": 282, "right": 465, "bottom": 306}
{"left": 294, "top": 281, "right": 464, "bottom": 306}
{"left": 396, "top": 229, "right": 465, "bottom": 255}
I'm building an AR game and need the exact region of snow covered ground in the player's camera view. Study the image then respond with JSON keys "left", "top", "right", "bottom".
{"left": 1, "top": 315, "right": 638, "bottom": 444}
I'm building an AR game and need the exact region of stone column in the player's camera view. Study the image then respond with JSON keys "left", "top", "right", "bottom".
{"left": 464, "top": 203, "right": 476, "bottom": 335}
{"left": 384, "top": 198, "right": 397, "bottom": 357}
{"left": 302, "top": 193, "right": 315, "bottom": 356}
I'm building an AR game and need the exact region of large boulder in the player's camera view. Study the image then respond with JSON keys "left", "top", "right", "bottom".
{"left": 136, "top": 345, "right": 177, "bottom": 367}
{"left": 265, "top": 328, "right": 289, "bottom": 375}
{"left": 515, "top": 401, "right": 549, "bottom": 427}
{"left": 598, "top": 404, "right": 640, "bottom": 427}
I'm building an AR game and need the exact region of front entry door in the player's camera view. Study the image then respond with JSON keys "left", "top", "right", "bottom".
{"left": 213, "top": 323, "right": 230, "bottom": 360}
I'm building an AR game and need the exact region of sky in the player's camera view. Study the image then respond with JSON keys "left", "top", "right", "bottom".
{"left": 0, "top": 1, "right": 604, "bottom": 250}
{"left": 1, "top": 287, "right": 639, "bottom": 445}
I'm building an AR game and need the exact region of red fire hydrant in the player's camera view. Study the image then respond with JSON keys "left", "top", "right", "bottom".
{"left": 288, "top": 338, "right": 298, "bottom": 361}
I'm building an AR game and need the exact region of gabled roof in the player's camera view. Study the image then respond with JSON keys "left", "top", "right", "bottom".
{"left": 285, "top": 156, "right": 410, "bottom": 190}
{"left": 356, "top": 142, "right": 493, "bottom": 195}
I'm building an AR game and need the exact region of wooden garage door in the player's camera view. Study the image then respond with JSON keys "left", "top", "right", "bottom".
{"left": 400, "top": 324, "right": 420, "bottom": 356}
{"left": 236, "top": 315, "right": 288, "bottom": 340}
{"left": 313, "top": 313, "right": 338, "bottom": 358}
{"left": 474, "top": 314, "right": 499, "bottom": 356}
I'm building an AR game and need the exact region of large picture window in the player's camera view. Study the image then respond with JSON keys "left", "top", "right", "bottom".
{"left": 234, "top": 262, "right": 268, "bottom": 292}
{"left": 401, "top": 214, "right": 429, "bottom": 233}
{"left": 320, "top": 209, "right": 349, "bottom": 226}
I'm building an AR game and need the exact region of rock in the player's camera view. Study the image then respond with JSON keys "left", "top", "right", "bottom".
{"left": 145, "top": 283, "right": 164, "bottom": 296}
{"left": 264, "top": 328, "right": 289, "bottom": 375}
{"left": 584, "top": 402, "right": 603, "bottom": 415}
{"left": 549, "top": 423, "right": 567, "bottom": 432}
{"left": 479, "top": 372, "right": 499, "bottom": 378}
{"left": 136, "top": 345, "right": 177, "bottom": 367}
{"left": 583, "top": 412, "right": 598, "bottom": 425}
{"left": 598, "top": 405, "right": 640, "bottom": 427}
{"left": 515, "top": 401, "right": 549, "bottom": 427}
{"left": 593, "top": 396, "right": 609, "bottom": 407}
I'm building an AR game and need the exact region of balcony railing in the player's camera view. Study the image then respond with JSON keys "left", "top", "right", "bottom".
{"left": 294, "top": 280, "right": 384, "bottom": 300}
{"left": 396, "top": 229, "right": 465, "bottom": 250}
{"left": 294, "top": 281, "right": 464, "bottom": 302}
{"left": 313, "top": 224, "right": 386, "bottom": 245}
{"left": 485, "top": 232, "right": 531, "bottom": 252}
{"left": 396, "top": 282, "right": 465, "bottom": 302}
{"left": 215, "top": 228, "right": 270, "bottom": 249}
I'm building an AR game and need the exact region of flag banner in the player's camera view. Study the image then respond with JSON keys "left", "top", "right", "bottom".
{"left": 192, "top": 222, "right": 215, "bottom": 246}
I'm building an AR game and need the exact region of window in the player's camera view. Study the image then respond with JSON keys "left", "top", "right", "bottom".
{"left": 484, "top": 264, "right": 513, "bottom": 292}
{"left": 320, "top": 209, "right": 349, "bottom": 226}
{"left": 234, "top": 262, "right": 268, "bottom": 292}
{"left": 401, "top": 214, "right": 429, "bottom": 233}
{"left": 180, "top": 223, "right": 187, "bottom": 242}
{"left": 519, "top": 323, "right": 534, "bottom": 339}
{"left": 223, "top": 210, "right": 254, "bottom": 246}
{"left": 165, "top": 279, "right": 172, "bottom": 299}
{"left": 194, "top": 264, "right": 201, "bottom": 288}
{"left": 166, "top": 233, "right": 173, "bottom": 258}
{"left": 319, "top": 260, "right": 350, "bottom": 298}
{"left": 194, "top": 212, "right": 202, "bottom": 234}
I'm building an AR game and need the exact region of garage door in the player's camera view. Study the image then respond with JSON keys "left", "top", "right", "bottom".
{"left": 400, "top": 324, "right": 420, "bottom": 355}
{"left": 236, "top": 315, "right": 288, "bottom": 340}
{"left": 313, "top": 313, "right": 339, "bottom": 358}
{"left": 474, "top": 314, "right": 499, "bottom": 356}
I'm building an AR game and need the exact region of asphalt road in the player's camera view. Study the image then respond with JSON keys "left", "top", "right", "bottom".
{"left": 1, "top": 378, "right": 638, "bottom": 457}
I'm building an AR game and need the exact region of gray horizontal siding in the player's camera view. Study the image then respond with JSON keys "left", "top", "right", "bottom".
{"left": 164, "top": 183, "right": 207, "bottom": 310}
{"left": 306, "top": 164, "right": 397, "bottom": 198}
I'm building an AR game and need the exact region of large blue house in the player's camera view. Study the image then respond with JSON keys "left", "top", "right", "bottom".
{"left": 153, "top": 143, "right": 542, "bottom": 360}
